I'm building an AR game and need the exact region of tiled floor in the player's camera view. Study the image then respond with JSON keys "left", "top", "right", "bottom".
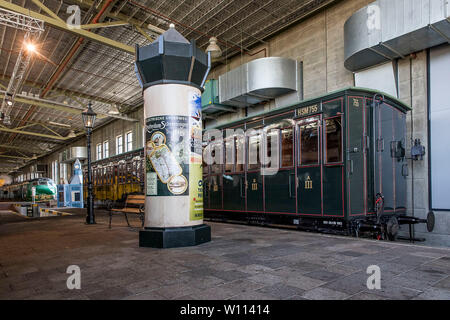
{"left": 0, "top": 209, "right": 449, "bottom": 300}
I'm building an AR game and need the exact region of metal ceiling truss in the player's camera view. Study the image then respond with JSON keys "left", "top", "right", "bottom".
{"left": 0, "top": 91, "right": 139, "bottom": 122}
{"left": 0, "top": 121, "right": 76, "bottom": 140}
{"left": 0, "top": 154, "right": 33, "bottom": 160}
{"left": 0, "top": 143, "right": 50, "bottom": 154}
{"left": 0, "top": 0, "right": 135, "bottom": 53}
{"left": 0, "top": 7, "right": 44, "bottom": 32}
{"left": 0, "top": 8, "right": 44, "bottom": 123}
{"left": 0, "top": 74, "right": 133, "bottom": 109}
{"left": 66, "top": 0, "right": 165, "bottom": 34}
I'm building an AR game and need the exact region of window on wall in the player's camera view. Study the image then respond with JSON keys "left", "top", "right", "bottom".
{"left": 125, "top": 131, "right": 133, "bottom": 152}
{"left": 96, "top": 143, "right": 102, "bottom": 160}
{"left": 298, "top": 118, "right": 319, "bottom": 165}
{"left": 325, "top": 118, "right": 342, "bottom": 163}
{"left": 116, "top": 135, "right": 123, "bottom": 154}
{"left": 59, "top": 163, "right": 68, "bottom": 184}
{"left": 103, "top": 140, "right": 109, "bottom": 158}
{"left": 52, "top": 160, "right": 59, "bottom": 183}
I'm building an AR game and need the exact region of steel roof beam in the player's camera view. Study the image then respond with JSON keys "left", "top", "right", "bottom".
{"left": 0, "top": 0, "right": 135, "bottom": 54}
{"left": 0, "top": 125, "right": 69, "bottom": 140}
{"left": 0, "top": 74, "right": 132, "bottom": 108}
{"left": 0, "top": 91, "right": 139, "bottom": 122}
{"left": 0, "top": 154, "right": 33, "bottom": 160}
{"left": 0, "top": 143, "right": 48, "bottom": 154}
{"left": 30, "top": 0, "right": 64, "bottom": 23}
{"left": 80, "top": 20, "right": 129, "bottom": 29}
{"left": 67, "top": 0, "right": 165, "bottom": 35}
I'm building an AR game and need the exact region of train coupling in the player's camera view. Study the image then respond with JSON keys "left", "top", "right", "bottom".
{"left": 397, "top": 211, "right": 435, "bottom": 232}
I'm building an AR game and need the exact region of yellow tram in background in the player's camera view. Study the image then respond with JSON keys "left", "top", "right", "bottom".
{"left": 83, "top": 149, "right": 144, "bottom": 206}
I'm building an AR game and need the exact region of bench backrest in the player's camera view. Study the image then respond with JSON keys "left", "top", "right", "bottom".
{"left": 125, "top": 194, "right": 145, "bottom": 208}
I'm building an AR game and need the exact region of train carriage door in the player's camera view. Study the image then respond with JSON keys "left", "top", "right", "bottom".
{"left": 202, "top": 157, "right": 210, "bottom": 210}
{"left": 205, "top": 135, "right": 224, "bottom": 210}
{"left": 347, "top": 96, "right": 367, "bottom": 216}
{"left": 393, "top": 110, "right": 407, "bottom": 211}
{"left": 264, "top": 113, "right": 296, "bottom": 214}
{"left": 374, "top": 100, "right": 395, "bottom": 211}
{"left": 323, "top": 98, "right": 345, "bottom": 217}
{"left": 297, "top": 115, "right": 322, "bottom": 215}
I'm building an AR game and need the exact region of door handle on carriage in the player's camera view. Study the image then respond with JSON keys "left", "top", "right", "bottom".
{"left": 349, "top": 160, "right": 354, "bottom": 174}
{"left": 402, "top": 164, "right": 409, "bottom": 177}
{"left": 377, "top": 138, "right": 385, "bottom": 152}
{"left": 239, "top": 177, "right": 245, "bottom": 198}
{"left": 288, "top": 174, "right": 296, "bottom": 199}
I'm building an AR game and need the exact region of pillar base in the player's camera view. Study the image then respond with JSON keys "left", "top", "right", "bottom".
{"left": 139, "top": 224, "right": 211, "bottom": 248}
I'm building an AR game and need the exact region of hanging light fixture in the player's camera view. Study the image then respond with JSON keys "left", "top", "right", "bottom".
{"left": 108, "top": 104, "right": 120, "bottom": 115}
{"left": 206, "top": 37, "right": 222, "bottom": 59}
{"left": 67, "top": 130, "right": 77, "bottom": 138}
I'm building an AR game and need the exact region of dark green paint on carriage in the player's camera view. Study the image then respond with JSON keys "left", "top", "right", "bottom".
{"left": 203, "top": 87, "right": 410, "bottom": 229}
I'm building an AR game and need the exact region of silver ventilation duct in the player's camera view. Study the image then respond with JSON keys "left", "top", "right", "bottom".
{"left": 218, "top": 57, "right": 302, "bottom": 107}
{"left": 61, "top": 147, "right": 87, "bottom": 163}
{"left": 345, "top": 0, "right": 450, "bottom": 72}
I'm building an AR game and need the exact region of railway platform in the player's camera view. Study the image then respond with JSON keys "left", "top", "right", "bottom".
{"left": 0, "top": 209, "right": 449, "bottom": 300}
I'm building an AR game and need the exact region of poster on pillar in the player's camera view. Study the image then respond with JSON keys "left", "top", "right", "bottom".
{"left": 145, "top": 115, "right": 190, "bottom": 197}
{"left": 188, "top": 91, "right": 203, "bottom": 221}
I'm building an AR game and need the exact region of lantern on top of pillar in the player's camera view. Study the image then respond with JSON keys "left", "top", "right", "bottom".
{"left": 135, "top": 24, "right": 211, "bottom": 248}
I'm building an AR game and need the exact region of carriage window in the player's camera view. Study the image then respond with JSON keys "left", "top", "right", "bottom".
{"left": 299, "top": 121, "right": 319, "bottom": 165}
{"left": 202, "top": 157, "right": 208, "bottom": 175}
{"left": 264, "top": 130, "right": 278, "bottom": 168}
{"left": 225, "top": 138, "right": 234, "bottom": 172}
{"left": 325, "top": 118, "right": 342, "bottom": 163}
{"left": 281, "top": 127, "right": 294, "bottom": 167}
{"left": 248, "top": 133, "right": 261, "bottom": 170}
{"left": 211, "top": 142, "right": 223, "bottom": 173}
{"left": 235, "top": 136, "right": 244, "bottom": 172}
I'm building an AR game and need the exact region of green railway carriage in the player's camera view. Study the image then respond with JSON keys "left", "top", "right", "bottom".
{"left": 0, "top": 178, "right": 57, "bottom": 201}
{"left": 202, "top": 87, "right": 432, "bottom": 239}
{"left": 54, "top": 87, "right": 432, "bottom": 240}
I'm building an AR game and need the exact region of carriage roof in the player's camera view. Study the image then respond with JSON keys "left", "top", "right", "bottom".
{"left": 207, "top": 87, "right": 411, "bottom": 130}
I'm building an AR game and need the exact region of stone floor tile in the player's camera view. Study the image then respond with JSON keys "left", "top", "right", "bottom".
{"left": 0, "top": 210, "right": 449, "bottom": 300}
{"left": 256, "top": 283, "right": 305, "bottom": 299}
{"left": 301, "top": 287, "right": 349, "bottom": 300}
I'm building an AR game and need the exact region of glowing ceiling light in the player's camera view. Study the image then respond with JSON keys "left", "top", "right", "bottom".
{"left": 25, "top": 43, "right": 36, "bottom": 53}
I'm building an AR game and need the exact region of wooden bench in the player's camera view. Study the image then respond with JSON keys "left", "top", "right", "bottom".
{"left": 108, "top": 194, "right": 145, "bottom": 229}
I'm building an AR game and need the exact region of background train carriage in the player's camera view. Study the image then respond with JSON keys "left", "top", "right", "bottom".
{"left": 0, "top": 178, "right": 57, "bottom": 201}
{"left": 82, "top": 149, "right": 144, "bottom": 207}
{"left": 202, "top": 87, "right": 417, "bottom": 238}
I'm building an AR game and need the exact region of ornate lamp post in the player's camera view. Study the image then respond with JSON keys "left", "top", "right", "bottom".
{"left": 82, "top": 102, "right": 97, "bottom": 225}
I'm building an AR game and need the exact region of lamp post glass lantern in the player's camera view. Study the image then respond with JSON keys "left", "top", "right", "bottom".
{"left": 82, "top": 103, "right": 97, "bottom": 129}
{"left": 82, "top": 103, "right": 97, "bottom": 224}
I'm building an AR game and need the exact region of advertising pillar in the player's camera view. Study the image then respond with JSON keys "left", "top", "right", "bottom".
{"left": 135, "top": 25, "right": 211, "bottom": 248}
